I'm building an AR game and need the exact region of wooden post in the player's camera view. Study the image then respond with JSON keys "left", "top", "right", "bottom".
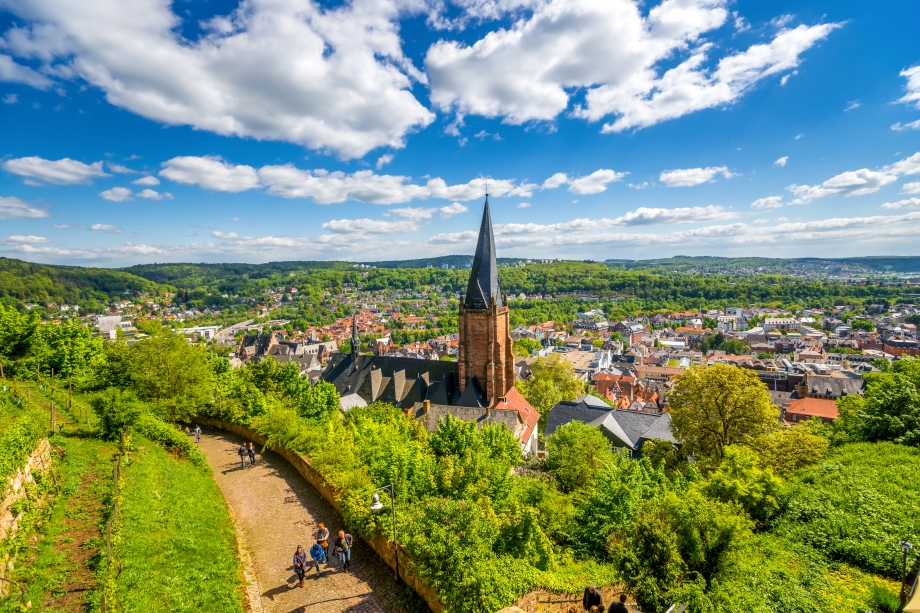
{"left": 50, "top": 368, "right": 54, "bottom": 398}
{"left": 106, "top": 521, "right": 112, "bottom": 562}
{"left": 0, "top": 362, "right": 4, "bottom": 379}
{"left": 114, "top": 463, "right": 120, "bottom": 496}
{"left": 50, "top": 402, "right": 55, "bottom": 437}
{"left": 101, "top": 594, "right": 107, "bottom": 613}
{"left": 68, "top": 377, "right": 72, "bottom": 410}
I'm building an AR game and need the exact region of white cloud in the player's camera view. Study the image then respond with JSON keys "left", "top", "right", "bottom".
{"left": 137, "top": 188, "right": 173, "bottom": 200}
{"left": 780, "top": 70, "right": 797, "bottom": 86}
{"left": 1, "top": 235, "right": 49, "bottom": 244}
{"left": 376, "top": 154, "right": 394, "bottom": 170}
{"left": 386, "top": 206, "right": 437, "bottom": 221}
{"left": 795, "top": 133, "right": 804, "bottom": 140}
{"left": 0, "top": 195, "right": 50, "bottom": 219}
{"left": 108, "top": 162, "right": 138, "bottom": 174}
{"left": 902, "top": 181, "right": 920, "bottom": 194}
{"left": 628, "top": 182, "right": 649, "bottom": 189}
{"left": 774, "top": 156, "right": 788, "bottom": 167}
{"left": 1, "top": 0, "right": 433, "bottom": 159}
{"left": 495, "top": 206, "right": 736, "bottom": 235}
{"left": 788, "top": 169, "right": 897, "bottom": 204}
{"left": 751, "top": 196, "right": 783, "bottom": 209}
{"left": 132, "top": 175, "right": 159, "bottom": 186}
{"left": 844, "top": 100, "right": 860, "bottom": 112}
{"left": 892, "top": 120, "right": 920, "bottom": 131}
{"left": 881, "top": 197, "right": 920, "bottom": 210}
{"left": 51, "top": 223, "right": 85, "bottom": 228}
{"left": 322, "top": 218, "right": 419, "bottom": 234}
{"left": 541, "top": 173, "right": 569, "bottom": 190}
{"left": 517, "top": 202, "right": 531, "bottom": 208}
{"left": 659, "top": 166, "right": 736, "bottom": 187}
{"left": 99, "top": 187, "right": 133, "bottom": 202}
{"left": 567, "top": 169, "right": 627, "bottom": 194}
{"left": 888, "top": 152, "right": 920, "bottom": 176}
{"left": 439, "top": 202, "right": 468, "bottom": 218}
{"left": 2, "top": 156, "right": 109, "bottom": 184}
{"left": 3, "top": 93, "right": 17, "bottom": 104}
{"left": 897, "top": 65, "right": 920, "bottom": 109}
{"left": 90, "top": 223, "right": 121, "bottom": 233}
{"left": 160, "top": 156, "right": 259, "bottom": 193}
{"left": 427, "top": 0, "right": 838, "bottom": 134}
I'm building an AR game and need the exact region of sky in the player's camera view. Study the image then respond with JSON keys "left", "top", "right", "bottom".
{"left": 1, "top": 0, "right": 919, "bottom": 266}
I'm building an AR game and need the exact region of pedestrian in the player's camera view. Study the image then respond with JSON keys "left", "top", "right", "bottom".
{"left": 247, "top": 442, "right": 256, "bottom": 466}
{"left": 309, "top": 541, "right": 324, "bottom": 575}
{"left": 583, "top": 585, "right": 602, "bottom": 611}
{"left": 184, "top": 426, "right": 190, "bottom": 437}
{"left": 315, "top": 523, "right": 330, "bottom": 563}
{"left": 237, "top": 444, "right": 247, "bottom": 469}
{"left": 194, "top": 424, "right": 201, "bottom": 443}
{"left": 293, "top": 545, "right": 307, "bottom": 588}
{"left": 334, "top": 529, "right": 353, "bottom": 572}
{"left": 609, "top": 594, "right": 629, "bottom": 613}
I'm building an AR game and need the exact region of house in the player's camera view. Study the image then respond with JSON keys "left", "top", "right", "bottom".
{"left": 783, "top": 397, "right": 839, "bottom": 424}
{"left": 764, "top": 317, "right": 800, "bottom": 332}
{"left": 545, "top": 396, "right": 676, "bottom": 458}
{"left": 801, "top": 374, "right": 866, "bottom": 399}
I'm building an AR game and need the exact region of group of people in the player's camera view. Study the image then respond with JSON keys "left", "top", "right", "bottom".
{"left": 237, "top": 442, "right": 257, "bottom": 468}
{"left": 185, "top": 424, "right": 202, "bottom": 443}
{"left": 578, "top": 585, "right": 630, "bottom": 613}
{"left": 292, "top": 523, "right": 354, "bottom": 587}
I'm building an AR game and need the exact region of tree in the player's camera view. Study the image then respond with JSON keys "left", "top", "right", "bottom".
{"left": 517, "top": 353, "right": 583, "bottom": 419}
{"left": 850, "top": 319, "right": 874, "bottom": 332}
{"left": 90, "top": 387, "right": 146, "bottom": 440}
{"left": 512, "top": 338, "right": 541, "bottom": 357}
{"left": 706, "top": 446, "right": 781, "bottom": 524}
{"left": 545, "top": 421, "right": 615, "bottom": 492}
{"left": 668, "top": 364, "right": 779, "bottom": 471}
{"left": 750, "top": 426, "right": 829, "bottom": 476}
{"left": 836, "top": 358, "right": 920, "bottom": 446}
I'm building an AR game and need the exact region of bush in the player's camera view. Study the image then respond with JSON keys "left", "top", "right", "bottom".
{"left": 869, "top": 584, "right": 900, "bottom": 613}
{"left": 546, "top": 421, "right": 616, "bottom": 492}
{"left": 90, "top": 387, "right": 145, "bottom": 440}
{"left": 0, "top": 403, "right": 46, "bottom": 485}
{"left": 134, "top": 415, "right": 209, "bottom": 469}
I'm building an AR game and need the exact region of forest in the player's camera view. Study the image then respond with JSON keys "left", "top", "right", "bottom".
{"left": 0, "top": 302, "right": 918, "bottom": 613}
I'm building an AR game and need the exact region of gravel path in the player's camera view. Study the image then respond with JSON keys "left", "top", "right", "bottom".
{"left": 198, "top": 427, "right": 409, "bottom": 613}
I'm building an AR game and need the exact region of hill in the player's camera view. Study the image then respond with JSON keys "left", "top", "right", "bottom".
{"left": 605, "top": 255, "right": 920, "bottom": 275}
{"left": 361, "top": 255, "right": 525, "bottom": 269}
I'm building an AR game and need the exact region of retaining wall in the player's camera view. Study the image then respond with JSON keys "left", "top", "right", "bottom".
{"left": 196, "top": 417, "right": 444, "bottom": 613}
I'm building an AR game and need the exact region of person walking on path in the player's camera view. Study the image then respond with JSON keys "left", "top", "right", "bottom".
{"left": 237, "top": 444, "right": 247, "bottom": 469}
{"left": 293, "top": 546, "right": 308, "bottom": 588}
{"left": 309, "top": 541, "right": 324, "bottom": 575}
{"left": 608, "top": 594, "right": 629, "bottom": 613}
{"left": 247, "top": 442, "right": 256, "bottom": 466}
{"left": 334, "top": 530, "right": 353, "bottom": 572}
{"left": 314, "top": 523, "right": 330, "bottom": 563}
{"left": 583, "top": 585, "right": 603, "bottom": 611}
{"left": 194, "top": 425, "right": 201, "bottom": 443}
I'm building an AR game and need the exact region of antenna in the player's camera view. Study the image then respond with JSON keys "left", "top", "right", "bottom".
{"left": 484, "top": 179, "right": 490, "bottom": 197}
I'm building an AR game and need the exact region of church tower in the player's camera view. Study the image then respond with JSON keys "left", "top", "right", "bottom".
{"left": 458, "top": 196, "right": 515, "bottom": 407}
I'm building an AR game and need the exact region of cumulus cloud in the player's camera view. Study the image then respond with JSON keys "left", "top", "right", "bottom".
{"left": 108, "top": 162, "right": 138, "bottom": 174}
{"left": 439, "top": 202, "right": 468, "bottom": 218}
{"left": 90, "top": 223, "right": 121, "bottom": 233}
{"left": 132, "top": 176, "right": 159, "bottom": 186}
{"left": 376, "top": 154, "right": 394, "bottom": 170}
{"left": 3, "top": 93, "right": 17, "bottom": 104}
{"left": 2, "top": 156, "right": 109, "bottom": 184}
{"left": 751, "top": 196, "right": 783, "bottom": 209}
{"left": 517, "top": 202, "right": 531, "bottom": 208}
{"left": 786, "top": 153, "right": 920, "bottom": 204}
{"left": 892, "top": 120, "right": 920, "bottom": 131}
{"left": 844, "top": 100, "right": 860, "bottom": 112}
{"left": 51, "top": 223, "right": 85, "bottom": 228}
{"left": 897, "top": 65, "right": 920, "bottom": 109}
{"left": 774, "top": 156, "right": 788, "bottom": 167}
{"left": 659, "top": 166, "right": 736, "bottom": 187}
{"left": 541, "top": 173, "right": 569, "bottom": 190}
{"left": 426, "top": 0, "right": 838, "bottom": 134}
{"left": 0, "top": 195, "right": 50, "bottom": 219}
{"left": 495, "top": 205, "right": 736, "bottom": 235}
{"left": 567, "top": 169, "right": 627, "bottom": 194}
{"left": 136, "top": 189, "right": 173, "bottom": 200}
{"left": 160, "top": 156, "right": 260, "bottom": 192}
{"left": 1, "top": 0, "right": 433, "bottom": 158}
{"left": 386, "top": 206, "right": 437, "bottom": 221}
{"left": 881, "top": 197, "right": 920, "bottom": 210}
{"left": 322, "top": 218, "right": 419, "bottom": 234}
{"left": 1, "top": 235, "right": 49, "bottom": 244}
{"left": 100, "top": 187, "right": 133, "bottom": 202}
{"left": 902, "top": 181, "right": 920, "bottom": 194}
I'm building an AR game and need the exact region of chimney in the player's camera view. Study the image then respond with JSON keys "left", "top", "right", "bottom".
{"left": 422, "top": 400, "right": 430, "bottom": 413}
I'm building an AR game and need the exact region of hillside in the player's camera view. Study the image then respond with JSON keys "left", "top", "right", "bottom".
{"left": 606, "top": 255, "right": 920, "bottom": 275}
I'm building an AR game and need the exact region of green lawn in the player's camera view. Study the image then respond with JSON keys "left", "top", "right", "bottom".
{"left": 113, "top": 437, "right": 244, "bottom": 613}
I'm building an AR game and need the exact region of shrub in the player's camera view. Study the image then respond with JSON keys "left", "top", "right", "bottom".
{"left": 134, "top": 415, "right": 208, "bottom": 469}
{"left": 869, "top": 584, "right": 900, "bottom": 613}
{"left": 90, "top": 387, "right": 145, "bottom": 440}
{"left": 545, "top": 421, "right": 616, "bottom": 492}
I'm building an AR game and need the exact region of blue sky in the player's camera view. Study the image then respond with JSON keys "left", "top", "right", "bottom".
{"left": 1, "top": 0, "right": 919, "bottom": 265}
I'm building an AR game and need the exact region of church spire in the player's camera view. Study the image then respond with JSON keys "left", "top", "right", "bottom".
{"left": 464, "top": 194, "right": 502, "bottom": 310}
{"left": 351, "top": 311, "right": 360, "bottom": 358}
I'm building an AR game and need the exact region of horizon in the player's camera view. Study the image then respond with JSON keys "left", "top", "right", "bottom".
{"left": 2, "top": 0, "right": 920, "bottom": 265}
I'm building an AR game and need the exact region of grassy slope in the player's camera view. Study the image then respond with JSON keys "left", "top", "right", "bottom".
{"left": 114, "top": 438, "right": 244, "bottom": 613}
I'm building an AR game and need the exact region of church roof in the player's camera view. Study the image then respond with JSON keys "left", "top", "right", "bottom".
{"left": 464, "top": 197, "right": 503, "bottom": 310}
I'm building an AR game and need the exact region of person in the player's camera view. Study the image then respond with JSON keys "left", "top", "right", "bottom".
{"left": 315, "top": 523, "right": 330, "bottom": 563}
{"left": 583, "top": 585, "right": 602, "bottom": 611}
{"left": 184, "top": 426, "right": 190, "bottom": 437}
{"left": 309, "top": 541, "right": 324, "bottom": 575}
{"left": 608, "top": 594, "right": 629, "bottom": 613}
{"left": 334, "top": 530, "right": 353, "bottom": 572}
{"left": 247, "top": 442, "right": 256, "bottom": 466}
{"left": 194, "top": 424, "right": 201, "bottom": 443}
{"left": 293, "top": 546, "right": 307, "bottom": 588}
{"left": 237, "top": 444, "right": 247, "bottom": 469}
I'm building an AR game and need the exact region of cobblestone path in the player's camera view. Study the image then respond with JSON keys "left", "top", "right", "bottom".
{"left": 198, "top": 427, "right": 409, "bottom": 613}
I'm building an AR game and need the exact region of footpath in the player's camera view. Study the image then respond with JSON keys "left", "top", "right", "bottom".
{"left": 198, "top": 427, "right": 410, "bottom": 613}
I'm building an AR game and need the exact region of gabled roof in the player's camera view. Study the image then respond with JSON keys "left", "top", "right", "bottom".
{"left": 464, "top": 197, "right": 502, "bottom": 310}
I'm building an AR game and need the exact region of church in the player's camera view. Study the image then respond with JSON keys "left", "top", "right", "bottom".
{"left": 320, "top": 196, "right": 540, "bottom": 453}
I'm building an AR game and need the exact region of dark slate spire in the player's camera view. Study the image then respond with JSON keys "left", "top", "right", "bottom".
{"left": 351, "top": 312, "right": 360, "bottom": 358}
{"left": 464, "top": 195, "right": 502, "bottom": 310}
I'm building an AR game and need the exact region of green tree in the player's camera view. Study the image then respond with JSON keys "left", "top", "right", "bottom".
{"left": 512, "top": 338, "right": 541, "bottom": 357}
{"left": 517, "top": 353, "right": 583, "bottom": 419}
{"left": 668, "top": 364, "right": 779, "bottom": 471}
{"left": 545, "top": 421, "right": 615, "bottom": 492}
{"left": 750, "top": 427, "right": 829, "bottom": 476}
{"left": 836, "top": 358, "right": 920, "bottom": 446}
{"left": 850, "top": 319, "right": 874, "bottom": 331}
{"left": 90, "top": 387, "right": 146, "bottom": 439}
{"left": 706, "top": 446, "right": 781, "bottom": 524}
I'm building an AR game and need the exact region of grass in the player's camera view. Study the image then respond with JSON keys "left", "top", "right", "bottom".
{"left": 113, "top": 436, "right": 244, "bottom": 613}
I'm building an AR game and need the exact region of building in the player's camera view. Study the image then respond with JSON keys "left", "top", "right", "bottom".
{"left": 783, "top": 397, "right": 839, "bottom": 424}
{"left": 764, "top": 317, "right": 800, "bottom": 332}
{"left": 321, "top": 197, "right": 540, "bottom": 452}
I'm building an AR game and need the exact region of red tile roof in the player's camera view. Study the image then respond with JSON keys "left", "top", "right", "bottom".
{"left": 496, "top": 387, "right": 540, "bottom": 443}
{"left": 785, "top": 397, "right": 839, "bottom": 420}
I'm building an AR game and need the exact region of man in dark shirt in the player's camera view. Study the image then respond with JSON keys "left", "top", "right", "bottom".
{"left": 609, "top": 593, "right": 629, "bottom": 613}
{"left": 583, "top": 585, "right": 602, "bottom": 610}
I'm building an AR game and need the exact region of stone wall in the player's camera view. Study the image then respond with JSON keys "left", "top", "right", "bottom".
{"left": 196, "top": 417, "right": 444, "bottom": 613}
